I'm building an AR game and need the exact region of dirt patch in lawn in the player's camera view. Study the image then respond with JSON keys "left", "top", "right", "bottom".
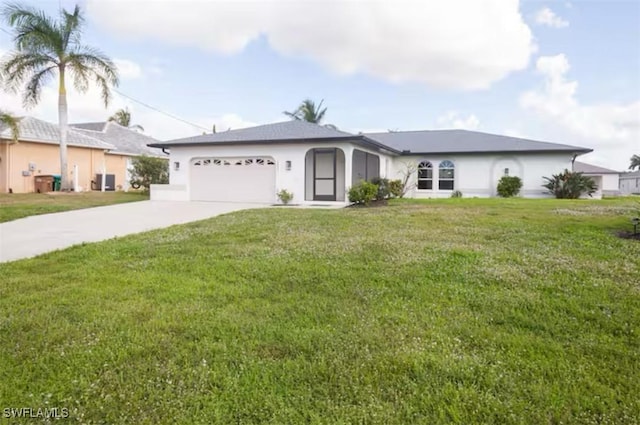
{"left": 617, "top": 230, "right": 640, "bottom": 241}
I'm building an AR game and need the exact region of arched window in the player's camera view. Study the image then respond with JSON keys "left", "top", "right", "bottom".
{"left": 417, "top": 161, "right": 433, "bottom": 190}
{"left": 439, "top": 160, "right": 455, "bottom": 190}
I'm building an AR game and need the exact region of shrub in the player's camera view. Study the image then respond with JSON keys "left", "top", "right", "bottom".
{"left": 543, "top": 169, "right": 597, "bottom": 199}
{"left": 371, "top": 177, "right": 391, "bottom": 200}
{"left": 497, "top": 176, "right": 523, "bottom": 197}
{"left": 129, "top": 156, "right": 169, "bottom": 192}
{"left": 450, "top": 190, "right": 463, "bottom": 198}
{"left": 277, "top": 189, "right": 294, "bottom": 205}
{"left": 348, "top": 181, "right": 378, "bottom": 205}
{"left": 388, "top": 179, "right": 404, "bottom": 198}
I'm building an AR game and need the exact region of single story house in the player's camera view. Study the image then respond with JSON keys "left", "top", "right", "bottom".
{"left": 148, "top": 120, "right": 593, "bottom": 205}
{"left": 619, "top": 171, "right": 640, "bottom": 195}
{"left": 71, "top": 121, "right": 166, "bottom": 191}
{"left": 0, "top": 117, "right": 165, "bottom": 193}
{"left": 573, "top": 161, "right": 620, "bottom": 198}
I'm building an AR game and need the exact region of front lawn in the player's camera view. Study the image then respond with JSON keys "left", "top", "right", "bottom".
{"left": 0, "top": 191, "right": 148, "bottom": 223}
{"left": 0, "top": 198, "right": 638, "bottom": 424}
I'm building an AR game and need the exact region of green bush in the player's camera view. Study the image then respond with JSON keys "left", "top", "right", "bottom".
{"left": 129, "top": 156, "right": 169, "bottom": 192}
{"left": 450, "top": 190, "right": 463, "bottom": 198}
{"left": 277, "top": 189, "right": 294, "bottom": 205}
{"left": 388, "top": 179, "right": 404, "bottom": 198}
{"left": 543, "top": 169, "right": 597, "bottom": 199}
{"left": 348, "top": 181, "right": 378, "bottom": 205}
{"left": 497, "top": 176, "right": 523, "bottom": 197}
{"left": 370, "top": 177, "right": 391, "bottom": 200}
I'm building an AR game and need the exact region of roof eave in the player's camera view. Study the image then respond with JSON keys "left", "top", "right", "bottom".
{"left": 398, "top": 148, "right": 593, "bottom": 156}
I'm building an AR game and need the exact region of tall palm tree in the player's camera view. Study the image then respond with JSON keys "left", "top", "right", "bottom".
{"left": 284, "top": 98, "right": 329, "bottom": 124}
{"left": 1, "top": 3, "right": 119, "bottom": 190}
{"left": 630, "top": 154, "right": 640, "bottom": 171}
{"left": 0, "top": 110, "right": 20, "bottom": 142}
{"left": 108, "top": 107, "right": 144, "bottom": 132}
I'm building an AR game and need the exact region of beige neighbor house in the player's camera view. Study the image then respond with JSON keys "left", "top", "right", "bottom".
{"left": 0, "top": 117, "right": 165, "bottom": 193}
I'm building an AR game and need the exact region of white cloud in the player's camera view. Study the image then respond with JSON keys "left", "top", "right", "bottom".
{"left": 86, "top": 0, "right": 535, "bottom": 90}
{"left": 519, "top": 54, "right": 640, "bottom": 170}
{"left": 534, "top": 7, "right": 569, "bottom": 28}
{"left": 113, "top": 59, "right": 143, "bottom": 80}
{"left": 436, "top": 111, "right": 481, "bottom": 130}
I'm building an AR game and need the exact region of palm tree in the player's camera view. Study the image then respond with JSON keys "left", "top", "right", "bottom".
{"left": 284, "top": 98, "right": 331, "bottom": 125}
{"left": 108, "top": 107, "right": 144, "bottom": 132}
{"left": 0, "top": 110, "right": 20, "bottom": 142}
{"left": 1, "top": 3, "right": 119, "bottom": 190}
{"left": 630, "top": 154, "right": 640, "bottom": 171}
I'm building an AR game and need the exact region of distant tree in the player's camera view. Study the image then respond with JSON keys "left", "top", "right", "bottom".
{"left": 0, "top": 110, "right": 20, "bottom": 142}
{"left": 1, "top": 3, "right": 119, "bottom": 190}
{"left": 108, "top": 107, "right": 144, "bottom": 131}
{"left": 284, "top": 98, "right": 337, "bottom": 128}
{"left": 129, "top": 155, "right": 168, "bottom": 192}
{"left": 630, "top": 154, "right": 640, "bottom": 171}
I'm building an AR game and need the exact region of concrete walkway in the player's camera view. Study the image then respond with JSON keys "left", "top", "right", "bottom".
{"left": 0, "top": 201, "right": 262, "bottom": 263}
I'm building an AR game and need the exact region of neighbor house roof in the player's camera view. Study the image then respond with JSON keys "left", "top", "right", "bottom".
{"left": 574, "top": 161, "right": 620, "bottom": 175}
{"left": 0, "top": 116, "right": 115, "bottom": 150}
{"left": 149, "top": 120, "right": 592, "bottom": 156}
{"left": 619, "top": 171, "right": 640, "bottom": 179}
{"left": 71, "top": 121, "right": 165, "bottom": 157}
{"left": 363, "top": 129, "right": 593, "bottom": 155}
{"left": 69, "top": 122, "right": 107, "bottom": 132}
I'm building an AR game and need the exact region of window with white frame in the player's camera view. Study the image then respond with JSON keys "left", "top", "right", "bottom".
{"left": 417, "top": 161, "right": 433, "bottom": 190}
{"left": 438, "top": 160, "right": 455, "bottom": 190}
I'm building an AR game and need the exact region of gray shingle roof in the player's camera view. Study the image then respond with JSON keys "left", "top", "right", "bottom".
{"left": 150, "top": 120, "right": 359, "bottom": 147}
{"left": 0, "top": 116, "right": 115, "bottom": 150}
{"left": 363, "top": 129, "right": 592, "bottom": 155}
{"left": 70, "top": 122, "right": 107, "bottom": 131}
{"left": 574, "top": 161, "right": 620, "bottom": 174}
{"left": 71, "top": 122, "right": 165, "bottom": 157}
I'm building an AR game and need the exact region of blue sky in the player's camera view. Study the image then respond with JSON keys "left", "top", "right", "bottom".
{"left": 1, "top": 0, "right": 638, "bottom": 170}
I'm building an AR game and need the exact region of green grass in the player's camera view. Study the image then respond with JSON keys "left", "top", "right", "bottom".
{"left": 0, "top": 198, "right": 638, "bottom": 424}
{"left": 0, "top": 191, "right": 148, "bottom": 223}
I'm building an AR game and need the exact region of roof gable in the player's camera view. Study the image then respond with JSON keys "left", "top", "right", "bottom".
{"left": 574, "top": 161, "right": 620, "bottom": 174}
{"left": 72, "top": 121, "right": 165, "bottom": 157}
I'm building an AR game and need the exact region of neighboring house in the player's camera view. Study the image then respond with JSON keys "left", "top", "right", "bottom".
{"left": 148, "top": 120, "right": 593, "bottom": 204}
{"left": 573, "top": 161, "right": 620, "bottom": 198}
{"left": 0, "top": 117, "right": 114, "bottom": 193}
{"left": 71, "top": 121, "right": 166, "bottom": 191}
{"left": 0, "top": 117, "right": 165, "bottom": 193}
{"left": 619, "top": 171, "right": 640, "bottom": 195}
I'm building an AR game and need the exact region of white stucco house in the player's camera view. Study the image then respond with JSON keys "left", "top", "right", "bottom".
{"left": 573, "top": 161, "right": 620, "bottom": 198}
{"left": 148, "top": 120, "right": 593, "bottom": 204}
{"left": 619, "top": 171, "right": 640, "bottom": 195}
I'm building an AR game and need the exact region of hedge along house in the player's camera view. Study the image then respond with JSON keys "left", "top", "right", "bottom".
{"left": 147, "top": 120, "right": 593, "bottom": 204}
{"left": 71, "top": 121, "right": 167, "bottom": 191}
{"left": 0, "top": 116, "right": 115, "bottom": 193}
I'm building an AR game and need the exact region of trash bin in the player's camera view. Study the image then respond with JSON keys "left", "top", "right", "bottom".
{"left": 34, "top": 175, "right": 54, "bottom": 193}
{"left": 52, "top": 175, "right": 61, "bottom": 191}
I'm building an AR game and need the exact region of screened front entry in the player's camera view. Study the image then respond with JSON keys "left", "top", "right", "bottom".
{"left": 305, "top": 148, "right": 346, "bottom": 202}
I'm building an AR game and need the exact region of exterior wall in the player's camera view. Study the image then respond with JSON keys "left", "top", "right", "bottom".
{"left": 391, "top": 153, "right": 576, "bottom": 198}
{"left": 162, "top": 141, "right": 394, "bottom": 204}
{"left": 105, "top": 154, "right": 134, "bottom": 191}
{"left": 0, "top": 140, "right": 106, "bottom": 193}
{"left": 601, "top": 174, "right": 620, "bottom": 195}
{"left": 619, "top": 174, "right": 640, "bottom": 194}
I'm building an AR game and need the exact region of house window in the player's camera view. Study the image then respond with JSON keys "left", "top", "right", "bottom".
{"left": 438, "top": 160, "right": 455, "bottom": 190}
{"left": 417, "top": 161, "right": 433, "bottom": 190}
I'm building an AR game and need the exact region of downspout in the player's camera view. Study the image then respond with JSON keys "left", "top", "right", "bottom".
{"left": 571, "top": 154, "right": 578, "bottom": 172}
{"left": 162, "top": 148, "right": 169, "bottom": 155}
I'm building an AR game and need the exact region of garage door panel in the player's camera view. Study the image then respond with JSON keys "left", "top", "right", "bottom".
{"left": 190, "top": 157, "right": 276, "bottom": 203}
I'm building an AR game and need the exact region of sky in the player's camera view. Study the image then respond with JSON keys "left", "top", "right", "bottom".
{"left": 0, "top": 0, "right": 638, "bottom": 170}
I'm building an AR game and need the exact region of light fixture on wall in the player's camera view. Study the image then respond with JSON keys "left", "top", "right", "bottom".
{"left": 174, "top": 161, "right": 180, "bottom": 171}
{"left": 285, "top": 160, "right": 292, "bottom": 171}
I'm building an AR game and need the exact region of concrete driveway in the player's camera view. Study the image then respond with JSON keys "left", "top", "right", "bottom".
{"left": 0, "top": 201, "right": 262, "bottom": 263}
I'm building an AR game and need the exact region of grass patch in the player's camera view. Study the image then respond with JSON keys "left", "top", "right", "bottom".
{"left": 0, "top": 198, "right": 638, "bottom": 424}
{"left": 0, "top": 191, "right": 148, "bottom": 223}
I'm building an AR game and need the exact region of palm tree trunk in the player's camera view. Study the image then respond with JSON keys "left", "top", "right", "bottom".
{"left": 58, "top": 65, "right": 70, "bottom": 191}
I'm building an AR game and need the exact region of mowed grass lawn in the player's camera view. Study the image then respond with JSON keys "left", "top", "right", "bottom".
{"left": 0, "top": 191, "right": 148, "bottom": 223}
{"left": 0, "top": 198, "right": 638, "bottom": 424}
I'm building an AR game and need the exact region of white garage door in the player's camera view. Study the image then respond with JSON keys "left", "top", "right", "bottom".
{"left": 190, "top": 157, "right": 276, "bottom": 203}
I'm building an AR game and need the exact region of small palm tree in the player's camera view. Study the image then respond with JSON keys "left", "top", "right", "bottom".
{"left": 284, "top": 98, "right": 336, "bottom": 129}
{"left": 1, "top": 3, "right": 119, "bottom": 190}
{"left": 0, "top": 110, "right": 20, "bottom": 142}
{"left": 630, "top": 154, "right": 640, "bottom": 171}
{"left": 108, "top": 107, "right": 144, "bottom": 132}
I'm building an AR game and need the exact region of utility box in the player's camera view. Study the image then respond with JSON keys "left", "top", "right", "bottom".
{"left": 95, "top": 174, "right": 116, "bottom": 191}
{"left": 34, "top": 175, "right": 54, "bottom": 193}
